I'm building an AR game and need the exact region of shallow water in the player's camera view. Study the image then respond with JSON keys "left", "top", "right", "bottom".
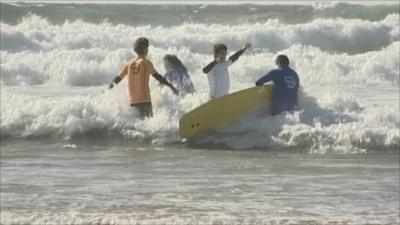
{"left": 1, "top": 140, "right": 399, "bottom": 224}
{"left": 1, "top": 1, "right": 399, "bottom": 224}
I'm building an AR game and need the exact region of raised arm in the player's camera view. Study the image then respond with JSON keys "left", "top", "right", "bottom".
{"left": 202, "top": 60, "right": 217, "bottom": 74}
{"left": 255, "top": 70, "right": 277, "bottom": 86}
{"left": 109, "top": 64, "right": 128, "bottom": 89}
{"left": 229, "top": 43, "right": 251, "bottom": 63}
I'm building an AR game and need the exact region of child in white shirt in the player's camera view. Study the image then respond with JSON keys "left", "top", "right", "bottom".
{"left": 202, "top": 43, "right": 251, "bottom": 99}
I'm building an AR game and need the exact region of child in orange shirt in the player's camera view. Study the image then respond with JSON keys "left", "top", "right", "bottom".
{"left": 108, "top": 37, "right": 178, "bottom": 118}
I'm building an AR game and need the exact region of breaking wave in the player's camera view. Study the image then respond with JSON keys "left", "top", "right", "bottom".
{"left": 1, "top": 3, "right": 399, "bottom": 153}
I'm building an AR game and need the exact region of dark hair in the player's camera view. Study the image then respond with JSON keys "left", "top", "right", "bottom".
{"left": 276, "top": 55, "right": 290, "bottom": 66}
{"left": 213, "top": 43, "right": 228, "bottom": 54}
{"left": 133, "top": 37, "right": 149, "bottom": 55}
{"left": 163, "top": 54, "right": 187, "bottom": 72}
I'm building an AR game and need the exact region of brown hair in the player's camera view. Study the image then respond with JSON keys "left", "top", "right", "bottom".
{"left": 163, "top": 54, "right": 187, "bottom": 72}
{"left": 276, "top": 54, "right": 290, "bottom": 66}
{"left": 213, "top": 43, "right": 228, "bottom": 54}
{"left": 133, "top": 37, "right": 149, "bottom": 55}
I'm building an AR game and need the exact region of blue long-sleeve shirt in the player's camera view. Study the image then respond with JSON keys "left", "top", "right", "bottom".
{"left": 255, "top": 65, "right": 299, "bottom": 114}
{"left": 164, "top": 67, "right": 196, "bottom": 95}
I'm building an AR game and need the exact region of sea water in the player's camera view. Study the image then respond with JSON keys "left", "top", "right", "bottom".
{"left": 1, "top": 2, "right": 399, "bottom": 224}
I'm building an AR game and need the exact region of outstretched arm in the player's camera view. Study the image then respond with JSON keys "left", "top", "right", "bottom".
{"left": 229, "top": 43, "right": 251, "bottom": 63}
{"left": 148, "top": 61, "right": 179, "bottom": 95}
{"left": 109, "top": 64, "right": 128, "bottom": 89}
{"left": 255, "top": 70, "right": 276, "bottom": 86}
{"left": 152, "top": 72, "right": 179, "bottom": 95}
{"left": 202, "top": 60, "right": 217, "bottom": 74}
{"left": 108, "top": 76, "right": 122, "bottom": 89}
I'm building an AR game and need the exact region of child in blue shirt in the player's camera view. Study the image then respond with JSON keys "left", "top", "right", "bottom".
{"left": 255, "top": 55, "right": 300, "bottom": 115}
{"left": 163, "top": 55, "right": 196, "bottom": 96}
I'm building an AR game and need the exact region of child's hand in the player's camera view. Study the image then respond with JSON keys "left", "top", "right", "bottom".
{"left": 244, "top": 43, "right": 251, "bottom": 50}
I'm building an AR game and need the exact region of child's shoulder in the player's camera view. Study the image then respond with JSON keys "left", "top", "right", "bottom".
{"left": 128, "top": 57, "right": 152, "bottom": 66}
{"left": 140, "top": 58, "right": 154, "bottom": 67}
{"left": 127, "top": 57, "right": 140, "bottom": 65}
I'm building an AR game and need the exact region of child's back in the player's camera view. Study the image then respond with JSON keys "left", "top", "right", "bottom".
{"left": 108, "top": 37, "right": 178, "bottom": 118}
{"left": 165, "top": 67, "right": 196, "bottom": 95}
{"left": 122, "top": 56, "right": 153, "bottom": 104}
{"left": 163, "top": 54, "right": 196, "bottom": 96}
{"left": 206, "top": 61, "right": 232, "bottom": 98}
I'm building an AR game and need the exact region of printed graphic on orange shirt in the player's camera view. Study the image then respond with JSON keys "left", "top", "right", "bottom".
{"left": 130, "top": 63, "right": 140, "bottom": 75}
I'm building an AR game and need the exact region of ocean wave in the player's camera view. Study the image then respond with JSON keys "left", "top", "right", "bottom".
{"left": 1, "top": 6, "right": 399, "bottom": 153}
{"left": 193, "top": 91, "right": 399, "bottom": 152}
{"left": 1, "top": 2, "right": 398, "bottom": 26}
{"left": 1, "top": 40, "right": 398, "bottom": 87}
{"left": 1, "top": 14, "right": 398, "bottom": 55}
{"left": 0, "top": 24, "right": 42, "bottom": 53}
{"left": 1, "top": 87, "right": 398, "bottom": 153}
{"left": 1, "top": 14, "right": 399, "bottom": 87}
{"left": 0, "top": 48, "right": 132, "bottom": 86}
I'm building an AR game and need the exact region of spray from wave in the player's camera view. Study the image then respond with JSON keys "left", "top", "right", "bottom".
{"left": 1, "top": 2, "right": 399, "bottom": 26}
{"left": 0, "top": 4, "right": 399, "bottom": 153}
{"left": 1, "top": 14, "right": 398, "bottom": 86}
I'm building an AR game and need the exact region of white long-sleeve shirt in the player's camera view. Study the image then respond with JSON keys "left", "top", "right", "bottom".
{"left": 202, "top": 47, "right": 247, "bottom": 99}
{"left": 206, "top": 60, "right": 233, "bottom": 99}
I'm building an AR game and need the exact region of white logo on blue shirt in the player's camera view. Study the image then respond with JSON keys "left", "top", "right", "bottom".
{"left": 284, "top": 76, "right": 296, "bottom": 89}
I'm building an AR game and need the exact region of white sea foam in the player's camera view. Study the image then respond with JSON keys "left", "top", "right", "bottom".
{"left": 1, "top": 82, "right": 398, "bottom": 153}
{"left": 1, "top": 14, "right": 399, "bottom": 87}
{"left": 1, "top": 14, "right": 398, "bottom": 54}
{"left": 1, "top": 4, "right": 399, "bottom": 225}
{"left": 0, "top": 13, "right": 399, "bottom": 152}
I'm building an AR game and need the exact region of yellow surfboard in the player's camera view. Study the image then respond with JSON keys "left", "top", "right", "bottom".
{"left": 179, "top": 85, "right": 273, "bottom": 139}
